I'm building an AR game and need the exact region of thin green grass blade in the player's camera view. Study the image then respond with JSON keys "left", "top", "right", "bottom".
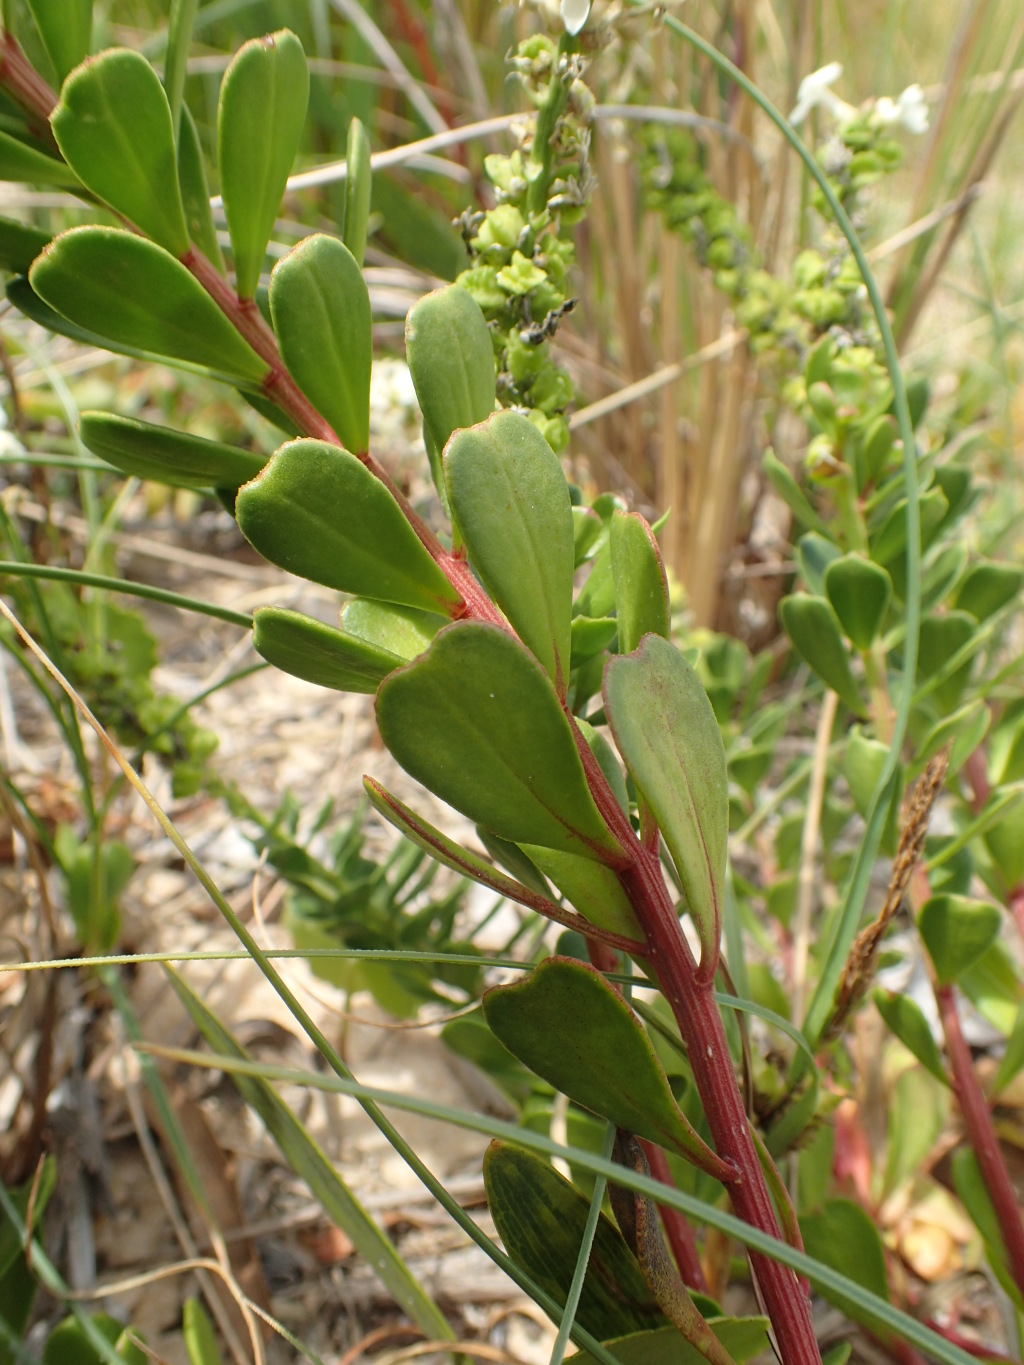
{"left": 164, "top": 968, "right": 454, "bottom": 1343}
{"left": 0, "top": 562, "right": 252, "bottom": 629}
{"left": 143, "top": 1048, "right": 979, "bottom": 1365}
{"left": 640, "top": 7, "right": 922, "bottom": 1047}
{"left": 0, "top": 610, "right": 621, "bottom": 1365}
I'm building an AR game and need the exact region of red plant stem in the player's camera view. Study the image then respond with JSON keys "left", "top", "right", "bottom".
{"left": 934, "top": 980, "right": 1024, "bottom": 1297}
{"left": 640, "top": 1138, "right": 708, "bottom": 1294}
{"left": 0, "top": 45, "right": 819, "bottom": 1358}
{"left": 181, "top": 249, "right": 507, "bottom": 628}
{"left": 0, "top": 32, "right": 60, "bottom": 143}
{"left": 625, "top": 850, "right": 821, "bottom": 1364}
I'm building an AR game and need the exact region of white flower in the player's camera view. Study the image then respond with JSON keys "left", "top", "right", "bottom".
{"left": 896, "top": 83, "right": 929, "bottom": 134}
{"left": 560, "top": 0, "right": 591, "bottom": 35}
{"left": 790, "top": 62, "right": 856, "bottom": 127}
{"left": 871, "top": 83, "right": 929, "bottom": 134}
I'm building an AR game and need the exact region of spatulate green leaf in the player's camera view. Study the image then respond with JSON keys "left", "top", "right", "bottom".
{"left": 610, "top": 510, "right": 670, "bottom": 656}
{"left": 445, "top": 411, "right": 573, "bottom": 690}
{"left": 824, "top": 554, "right": 892, "bottom": 651}
{"left": 339, "top": 599, "right": 446, "bottom": 661}
{"left": 253, "top": 606, "right": 403, "bottom": 693}
{"left": 343, "top": 115, "right": 372, "bottom": 265}
{"left": 567, "top": 1323, "right": 770, "bottom": 1365}
{"left": 79, "top": 411, "right": 266, "bottom": 489}
{"left": 954, "top": 561, "right": 1024, "bottom": 622}
{"left": 165, "top": 969, "right": 454, "bottom": 1342}
{"left": 182, "top": 1299, "right": 222, "bottom": 1365}
{"left": 484, "top": 958, "right": 733, "bottom": 1178}
{"left": 603, "top": 635, "right": 728, "bottom": 973}
{"left": 269, "top": 233, "right": 371, "bottom": 453}
{"left": 780, "top": 594, "right": 865, "bottom": 714}
{"left": 25, "top": 0, "right": 91, "bottom": 82}
{"left": 800, "top": 1199, "right": 892, "bottom": 1336}
{"left": 872, "top": 990, "right": 948, "bottom": 1085}
{"left": 376, "top": 622, "right": 623, "bottom": 861}
{"left": 406, "top": 284, "right": 495, "bottom": 493}
{"left": 29, "top": 227, "right": 268, "bottom": 385}
{"left": 217, "top": 29, "right": 309, "bottom": 298}
{"left": 918, "top": 894, "right": 1002, "bottom": 988}
{"left": 235, "top": 438, "right": 460, "bottom": 613}
{"left": 52, "top": 48, "right": 189, "bottom": 255}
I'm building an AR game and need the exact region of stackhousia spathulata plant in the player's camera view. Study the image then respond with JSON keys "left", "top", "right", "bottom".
{"left": 0, "top": 5, "right": 1021, "bottom": 1365}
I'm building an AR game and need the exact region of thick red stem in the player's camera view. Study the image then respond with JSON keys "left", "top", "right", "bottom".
{"left": 0, "top": 33, "right": 59, "bottom": 142}
{"left": 935, "top": 981, "right": 1024, "bottom": 1298}
{"left": 640, "top": 1138, "right": 708, "bottom": 1293}
{"left": 622, "top": 849, "right": 821, "bottom": 1365}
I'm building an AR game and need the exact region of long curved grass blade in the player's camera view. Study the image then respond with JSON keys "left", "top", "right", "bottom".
{"left": 165, "top": 969, "right": 453, "bottom": 1342}
{"left": 140, "top": 1047, "right": 979, "bottom": 1365}
{"left": 0, "top": 603, "right": 622, "bottom": 1365}
{"left": 0, "top": 561, "right": 252, "bottom": 628}
{"left": 637, "top": 7, "right": 922, "bottom": 1047}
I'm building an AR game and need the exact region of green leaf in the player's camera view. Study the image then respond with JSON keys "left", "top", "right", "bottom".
{"left": 0, "top": 128, "right": 79, "bottom": 187}
{"left": 0, "top": 215, "right": 49, "bottom": 274}
{"left": 79, "top": 411, "right": 266, "bottom": 489}
{"left": 570, "top": 615, "right": 618, "bottom": 668}
{"left": 178, "top": 103, "right": 224, "bottom": 268}
{"left": 954, "top": 561, "right": 1024, "bottom": 622}
{"left": 218, "top": 29, "right": 309, "bottom": 298}
{"left": 52, "top": 48, "right": 189, "bottom": 255}
{"left": 881, "top": 1066, "right": 948, "bottom": 1199}
{"left": 235, "top": 438, "right": 460, "bottom": 613}
{"left": 795, "top": 531, "right": 842, "bottom": 598}
{"left": 779, "top": 594, "right": 865, "bottom": 715}
{"left": 484, "top": 958, "right": 733, "bottom": 1177}
{"left": 610, "top": 511, "right": 669, "bottom": 656}
{"left": 25, "top": 0, "right": 90, "bottom": 82}
{"left": 445, "top": 411, "right": 573, "bottom": 690}
{"left": 376, "top": 622, "right": 623, "bottom": 861}
{"left": 871, "top": 487, "right": 947, "bottom": 569}
{"left": 343, "top": 116, "right": 372, "bottom": 266}
{"left": 993, "top": 1004, "right": 1024, "bottom": 1095}
{"left": 521, "top": 845, "right": 642, "bottom": 939}
{"left": 915, "top": 699, "right": 990, "bottom": 778}
{"left": 484, "top": 1141, "right": 664, "bottom": 1343}
{"left": 872, "top": 990, "right": 948, "bottom": 1086}
{"left": 406, "top": 284, "right": 495, "bottom": 492}
{"left": 603, "top": 634, "right": 728, "bottom": 971}
{"left": 363, "top": 777, "right": 571, "bottom": 921}
{"left": 182, "top": 1299, "right": 222, "bottom": 1365}
{"left": 763, "top": 449, "right": 828, "bottom": 535}
{"left": 29, "top": 227, "right": 268, "bottom": 386}
{"left": 269, "top": 233, "right": 371, "bottom": 453}
{"left": 252, "top": 606, "right": 403, "bottom": 693}
{"left": 165, "top": 0, "right": 199, "bottom": 140}
{"left": 951, "top": 1148, "right": 1024, "bottom": 1312}
{"left": 844, "top": 727, "right": 902, "bottom": 854}
{"left": 165, "top": 969, "right": 454, "bottom": 1341}
{"left": 800, "top": 1200, "right": 892, "bottom": 1335}
{"left": 918, "top": 894, "right": 1002, "bottom": 988}
{"left": 823, "top": 554, "right": 892, "bottom": 651}
{"left": 918, "top": 610, "right": 976, "bottom": 711}
{"left": 339, "top": 599, "right": 445, "bottom": 661}
{"left": 567, "top": 1322, "right": 771, "bottom": 1365}
{"left": 44, "top": 1315, "right": 146, "bottom": 1365}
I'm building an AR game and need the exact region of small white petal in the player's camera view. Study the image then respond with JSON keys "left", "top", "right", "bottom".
{"left": 560, "top": 0, "right": 591, "bottom": 35}
{"left": 872, "top": 96, "right": 900, "bottom": 126}
{"left": 898, "top": 84, "right": 929, "bottom": 133}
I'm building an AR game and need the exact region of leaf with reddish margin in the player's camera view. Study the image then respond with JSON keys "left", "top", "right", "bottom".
{"left": 445, "top": 411, "right": 574, "bottom": 691}
{"left": 484, "top": 958, "right": 734, "bottom": 1179}
{"left": 610, "top": 510, "right": 669, "bottom": 656}
{"left": 218, "top": 29, "right": 308, "bottom": 298}
{"left": 253, "top": 607, "right": 404, "bottom": 693}
{"left": 376, "top": 622, "right": 624, "bottom": 863}
{"left": 604, "top": 634, "right": 727, "bottom": 974}
{"left": 235, "top": 438, "right": 461, "bottom": 614}
{"left": 269, "top": 233, "right": 371, "bottom": 454}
